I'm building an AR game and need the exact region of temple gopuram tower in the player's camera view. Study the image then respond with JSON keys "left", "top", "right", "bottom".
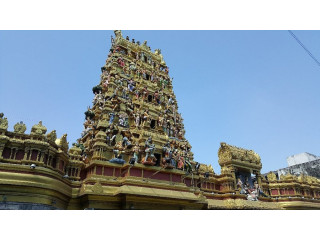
{"left": 80, "top": 30, "right": 194, "bottom": 170}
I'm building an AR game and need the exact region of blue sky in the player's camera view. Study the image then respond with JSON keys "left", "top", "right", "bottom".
{"left": 1, "top": 30, "right": 319, "bottom": 173}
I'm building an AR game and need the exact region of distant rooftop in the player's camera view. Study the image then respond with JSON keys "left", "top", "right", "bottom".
{"left": 287, "top": 152, "right": 320, "bottom": 167}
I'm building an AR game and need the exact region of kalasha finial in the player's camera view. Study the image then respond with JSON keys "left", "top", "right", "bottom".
{"left": 114, "top": 30, "right": 122, "bottom": 38}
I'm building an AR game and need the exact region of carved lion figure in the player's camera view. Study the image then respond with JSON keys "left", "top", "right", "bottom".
{"left": 47, "top": 130, "right": 57, "bottom": 142}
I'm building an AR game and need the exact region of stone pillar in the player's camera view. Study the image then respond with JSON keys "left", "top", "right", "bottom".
{"left": 10, "top": 148, "right": 16, "bottom": 159}
{"left": 230, "top": 167, "right": 237, "bottom": 192}
{"left": 256, "top": 173, "right": 262, "bottom": 186}
{"left": 23, "top": 147, "right": 30, "bottom": 160}
{"left": 36, "top": 150, "right": 41, "bottom": 162}
{"left": 39, "top": 151, "right": 45, "bottom": 163}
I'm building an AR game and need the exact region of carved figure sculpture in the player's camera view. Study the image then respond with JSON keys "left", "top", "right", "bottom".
{"left": 162, "top": 141, "right": 175, "bottom": 168}
{"left": 142, "top": 109, "right": 149, "bottom": 127}
{"left": 267, "top": 172, "right": 277, "bottom": 182}
{"left": 109, "top": 142, "right": 126, "bottom": 164}
{"left": 109, "top": 112, "right": 116, "bottom": 124}
{"left": 134, "top": 112, "right": 140, "bottom": 128}
{"left": 46, "top": 130, "right": 57, "bottom": 142}
{"left": 13, "top": 121, "right": 27, "bottom": 134}
{"left": 142, "top": 137, "right": 156, "bottom": 165}
{"left": 0, "top": 113, "right": 9, "bottom": 130}
{"left": 132, "top": 143, "right": 140, "bottom": 163}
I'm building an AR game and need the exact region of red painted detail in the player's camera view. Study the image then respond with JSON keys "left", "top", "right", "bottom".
{"left": 129, "top": 168, "right": 142, "bottom": 177}
{"left": 280, "top": 189, "right": 285, "bottom": 195}
{"left": 31, "top": 150, "right": 38, "bottom": 161}
{"left": 143, "top": 170, "right": 153, "bottom": 178}
{"left": 96, "top": 166, "right": 102, "bottom": 175}
{"left": 103, "top": 167, "right": 113, "bottom": 176}
{"left": 172, "top": 174, "right": 181, "bottom": 183}
{"left": 151, "top": 172, "right": 170, "bottom": 181}
{"left": 289, "top": 189, "right": 295, "bottom": 195}
{"left": 205, "top": 195, "right": 214, "bottom": 199}
{"left": 114, "top": 168, "right": 120, "bottom": 177}
{"left": 185, "top": 179, "right": 191, "bottom": 187}
{"left": 215, "top": 184, "right": 220, "bottom": 190}
{"left": 271, "top": 189, "right": 278, "bottom": 195}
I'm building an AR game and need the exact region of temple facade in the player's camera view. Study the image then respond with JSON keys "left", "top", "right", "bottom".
{"left": 1, "top": 31, "right": 320, "bottom": 210}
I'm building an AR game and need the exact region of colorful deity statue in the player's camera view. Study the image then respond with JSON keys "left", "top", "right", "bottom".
{"left": 129, "top": 61, "right": 136, "bottom": 71}
{"left": 133, "top": 112, "right": 141, "bottom": 128}
{"left": 109, "top": 112, "right": 116, "bottom": 125}
{"left": 128, "top": 80, "right": 135, "bottom": 92}
{"left": 109, "top": 141, "right": 126, "bottom": 164}
{"left": 158, "top": 114, "right": 164, "bottom": 129}
{"left": 176, "top": 152, "right": 184, "bottom": 170}
{"left": 142, "top": 86, "right": 148, "bottom": 101}
{"left": 162, "top": 141, "right": 175, "bottom": 168}
{"left": 131, "top": 143, "right": 140, "bottom": 163}
{"left": 141, "top": 109, "right": 150, "bottom": 127}
{"left": 142, "top": 137, "right": 156, "bottom": 165}
{"left": 237, "top": 178, "right": 246, "bottom": 194}
{"left": 140, "top": 51, "right": 145, "bottom": 61}
{"left": 118, "top": 113, "right": 129, "bottom": 128}
{"left": 111, "top": 95, "right": 121, "bottom": 111}
{"left": 122, "top": 136, "right": 132, "bottom": 148}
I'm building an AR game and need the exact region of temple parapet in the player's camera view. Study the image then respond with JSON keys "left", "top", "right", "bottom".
{"left": 0, "top": 115, "right": 84, "bottom": 180}
{"left": 264, "top": 172, "right": 320, "bottom": 202}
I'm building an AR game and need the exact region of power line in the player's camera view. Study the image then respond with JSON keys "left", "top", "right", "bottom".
{"left": 288, "top": 30, "right": 320, "bottom": 67}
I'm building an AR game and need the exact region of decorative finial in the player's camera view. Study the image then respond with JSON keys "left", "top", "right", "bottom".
{"left": 0, "top": 113, "right": 8, "bottom": 131}
{"left": 13, "top": 121, "right": 27, "bottom": 134}
{"left": 114, "top": 30, "right": 122, "bottom": 39}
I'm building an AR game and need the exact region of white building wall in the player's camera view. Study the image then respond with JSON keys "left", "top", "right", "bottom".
{"left": 286, "top": 152, "right": 319, "bottom": 167}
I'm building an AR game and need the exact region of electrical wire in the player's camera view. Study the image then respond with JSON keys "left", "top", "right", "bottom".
{"left": 288, "top": 30, "right": 320, "bottom": 67}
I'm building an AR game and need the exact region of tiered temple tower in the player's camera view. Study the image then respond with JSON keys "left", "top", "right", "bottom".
{"left": 80, "top": 30, "right": 194, "bottom": 170}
